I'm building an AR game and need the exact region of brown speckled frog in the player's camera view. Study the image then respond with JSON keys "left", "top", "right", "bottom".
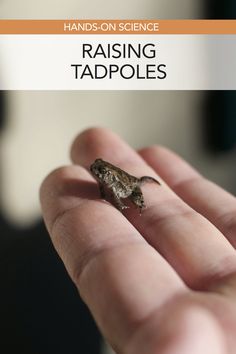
{"left": 90, "top": 158, "right": 161, "bottom": 214}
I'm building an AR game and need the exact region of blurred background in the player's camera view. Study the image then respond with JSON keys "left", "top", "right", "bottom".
{"left": 0, "top": 1, "right": 236, "bottom": 353}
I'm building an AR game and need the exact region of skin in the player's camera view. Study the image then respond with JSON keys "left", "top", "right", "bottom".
{"left": 40, "top": 127, "right": 236, "bottom": 354}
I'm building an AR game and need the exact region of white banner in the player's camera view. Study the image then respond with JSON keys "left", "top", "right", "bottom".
{"left": 0, "top": 35, "right": 235, "bottom": 90}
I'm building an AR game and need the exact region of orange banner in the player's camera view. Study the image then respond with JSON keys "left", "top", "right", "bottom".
{"left": 0, "top": 20, "right": 236, "bottom": 34}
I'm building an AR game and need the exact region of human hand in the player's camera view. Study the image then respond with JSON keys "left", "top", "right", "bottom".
{"left": 40, "top": 128, "right": 236, "bottom": 354}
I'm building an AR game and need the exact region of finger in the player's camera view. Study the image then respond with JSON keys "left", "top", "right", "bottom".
{"left": 139, "top": 146, "right": 236, "bottom": 248}
{"left": 71, "top": 128, "right": 236, "bottom": 289}
{"left": 40, "top": 165, "right": 185, "bottom": 352}
{"left": 126, "top": 303, "right": 225, "bottom": 354}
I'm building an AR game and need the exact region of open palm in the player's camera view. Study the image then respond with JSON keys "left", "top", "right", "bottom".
{"left": 41, "top": 128, "right": 236, "bottom": 354}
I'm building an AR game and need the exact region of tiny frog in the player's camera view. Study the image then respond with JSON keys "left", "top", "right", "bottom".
{"left": 90, "top": 158, "right": 161, "bottom": 213}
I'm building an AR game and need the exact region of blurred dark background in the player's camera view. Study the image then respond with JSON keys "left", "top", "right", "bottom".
{"left": 205, "top": 0, "right": 236, "bottom": 152}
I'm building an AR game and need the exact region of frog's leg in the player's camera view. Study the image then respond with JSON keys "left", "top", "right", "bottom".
{"left": 131, "top": 186, "right": 146, "bottom": 214}
{"left": 99, "top": 182, "right": 106, "bottom": 199}
{"left": 140, "top": 176, "right": 161, "bottom": 185}
{"left": 112, "top": 188, "right": 129, "bottom": 211}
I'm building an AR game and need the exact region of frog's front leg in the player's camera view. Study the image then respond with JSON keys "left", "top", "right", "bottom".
{"left": 99, "top": 182, "right": 106, "bottom": 199}
{"left": 130, "top": 186, "right": 146, "bottom": 214}
{"left": 112, "top": 188, "right": 129, "bottom": 211}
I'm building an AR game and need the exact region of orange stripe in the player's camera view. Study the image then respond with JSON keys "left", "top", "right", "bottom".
{"left": 0, "top": 20, "right": 236, "bottom": 34}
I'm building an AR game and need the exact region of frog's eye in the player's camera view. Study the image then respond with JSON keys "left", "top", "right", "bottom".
{"left": 97, "top": 166, "right": 106, "bottom": 174}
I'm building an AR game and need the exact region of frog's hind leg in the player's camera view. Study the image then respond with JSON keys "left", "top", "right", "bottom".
{"left": 140, "top": 176, "right": 161, "bottom": 185}
{"left": 131, "top": 186, "right": 146, "bottom": 214}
